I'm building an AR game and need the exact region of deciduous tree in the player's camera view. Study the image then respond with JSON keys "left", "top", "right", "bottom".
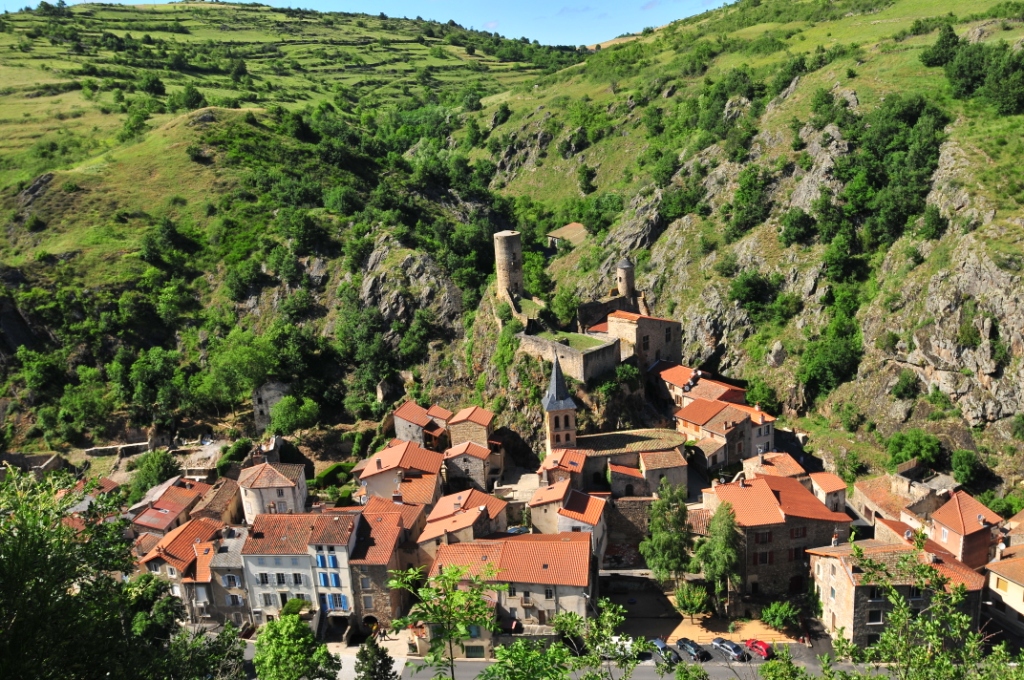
{"left": 354, "top": 635, "right": 399, "bottom": 680}
{"left": 253, "top": 614, "right": 341, "bottom": 680}
{"left": 639, "top": 479, "right": 692, "bottom": 586}
{"left": 673, "top": 583, "right": 709, "bottom": 624}
{"left": 693, "top": 502, "right": 741, "bottom": 614}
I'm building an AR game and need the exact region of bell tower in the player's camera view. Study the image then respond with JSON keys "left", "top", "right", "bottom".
{"left": 542, "top": 354, "right": 577, "bottom": 455}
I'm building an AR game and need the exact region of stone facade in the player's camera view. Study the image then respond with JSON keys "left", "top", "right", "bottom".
{"left": 252, "top": 381, "right": 290, "bottom": 433}
{"left": 516, "top": 332, "right": 620, "bottom": 383}
{"left": 353, "top": 563, "right": 406, "bottom": 632}
{"left": 444, "top": 452, "right": 488, "bottom": 492}
{"left": 449, "top": 421, "right": 491, "bottom": 450}
{"left": 609, "top": 466, "right": 648, "bottom": 498}
{"left": 740, "top": 520, "right": 844, "bottom": 596}
{"left": 605, "top": 497, "right": 654, "bottom": 544}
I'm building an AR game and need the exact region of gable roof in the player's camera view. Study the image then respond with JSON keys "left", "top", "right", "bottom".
{"left": 358, "top": 495, "right": 425, "bottom": 530}
{"left": 542, "top": 356, "right": 577, "bottom": 413}
{"left": 243, "top": 513, "right": 356, "bottom": 555}
{"left": 557, "top": 491, "right": 605, "bottom": 526}
{"left": 727, "top": 402, "right": 777, "bottom": 423}
{"left": 538, "top": 449, "right": 588, "bottom": 474}
{"left": 429, "top": 489, "right": 507, "bottom": 524}
{"left": 547, "top": 222, "right": 588, "bottom": 246}
{"left": 674, "top": 398, "right": 729, "bottom": 426}
{"left": 640, "top": 450, "right": 687, "bottom": 471}
{"left": 444, "top": 441, "right": 492, "bottom": 461}
{"left": 709, "top": 476, "right": 850, "bottom": 528}
{"left": 703, "top": 405, "right": 751, "bottom": 435}
{"left": 395, "top": 473, "right": 441, "bottom": 506}
{"left": 687, "top": 380, "right": 746, "bottom": 403}
{"left": 350, "top": 512, "right": 404, "bottom": 566}
{"left": 133, "top": 532, "right": 161, "bottom": 559}
{"left": 191, "top": 477, "right": 239, "bottom": 518}
{"left": 931, "top": 490, "right": 1001, "bottom": 536}
{"left": 854, "top": 475, "right": 910, "bottom": 521}
{"left": 429, "top": 534, "right": 591, "bottom": 587}
{"left": 808, "top": 538, "right": 984, "bottom": 591}
{"left": 810, "top": 472, "right": 848, "bottom": 494}
{"left": 658, "top": 364, "right": 696, "bottom": 388}
{"left": 608, "top": 463, "right": 644, "bottom": 479}
{"left": 528, "top": 479, "right": 571, "bottom": 507}
{"left": 607, "top": 310, "right": 678, "bottom": 325}
{"left": 140, "top": 517, "right": 222, "bottom": 573}
{"left": 360, "top": 440, "right": 443, "bottom": 479}
{"left": 394, "top": 401, "right": 432, "bottom": 428}
{"left": 759, "top": 475, "right": 851, "bottom": 523}
{"left": 427, "top": 405, "right": 453, "bottom": 421}
{"left": 748, "top": 453, "right": 805, "bottom": 478}
{"left": 237, "top": 462, "right": 304, "bottom": 489}
{"left": 450, "top": 406, "right": 495, "bottom": 428}
{"left": 419, "top": 506, "right": 491, "bottom": 543}
{"left": 183, "top": 541, "right": 217, "bottom": 583}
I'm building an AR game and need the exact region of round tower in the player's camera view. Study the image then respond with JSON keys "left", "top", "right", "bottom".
{"left": 616, "top": 257, "right": 635, "bottom": 298}
{"left": 494, "top": 230, "right": 524, "bottom": 298}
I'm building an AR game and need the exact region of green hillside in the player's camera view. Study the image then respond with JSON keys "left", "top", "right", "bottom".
{"left": 4, "top": 0, "right": 1024, "bottom": 500}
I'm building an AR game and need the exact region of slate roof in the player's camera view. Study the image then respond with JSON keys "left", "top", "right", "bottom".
{"left": 538, "top": 449, "right": 588, "bottom": 474}
{"left": 616, "top": 257, "right": 634, "bottom": 270}
{"left": 450, "top": 406, "right": 495, "bottom": 428}
{"left": 931, "top": 491, "right": 1001, "bottom": 536}
{"left": 429, "top": 533, "right": 591, "bottom": 587}
{"left": 542, "top": 355, "right": 577, "bottom": 413}
{"left": 575, "top": 429, "right": 687, "bottom": 456}
{"left": 640, "top": 450, "right": 687, "bottom": 471}
{"left": 557, "top": 491, "right": 605, "bottom": 526}
{"left": 140, "top": 517, "right": 222, "bottom": 573}
{"left": 209, "top": 527, "right": 247, "bottom": 569}
{"left": 444, "top": 441, "right": 492, "bottom": 461}
{"left": 609, "top": 463, "right": 644, "bottom": 479}
{"left": 529, "top": 479, "right": 571, "bottom": 507}
{"left": 810, "top": 472, "right": 848, "bottom": 494}
{"left": 360, "top": 441, "right": 443, "bottom": 479}
{"left": 191, "top": 478, "right": 239, "bottom": 518}
{"left": 237, "top": 463, "right": 304, "bottom": 489}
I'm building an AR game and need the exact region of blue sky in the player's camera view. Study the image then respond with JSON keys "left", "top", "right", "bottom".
{"left": 113, "top": 0, "right": 728, "bottom": 46}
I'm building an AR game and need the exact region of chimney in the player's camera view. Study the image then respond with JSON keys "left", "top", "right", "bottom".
{"left": 711, "top": 479, "right": 719, "bottom": 488}
{"left": 759, "top": 413, "right": 765, "bottom": 425}
{"left": 376, "top": 458, "right": 382, "bottom": 470}
{"left": 758, "top": 453, "right": 764, "bottom": 466}
{"left": 755, "top": 403, "right": 760, "bottom": 411}
{"left": 392, "top": 492, "right": 403, "bottom": 504}
{"left": 738, "top": 478, "right": 745, "bottom": 488}
{"left": 831, "top": 532, "right": 839, "bottom": 547}
{"left": 978, "top": 513, "right": 986, "bottom": 526}
{"left": 454, "top": 502, "right": 462, "bottom": 511}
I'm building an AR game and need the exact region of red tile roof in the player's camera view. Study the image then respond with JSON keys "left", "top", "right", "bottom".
{"left": 588, "top": 322, "right": 609, "bottom": 333}
{"left": 238, "top": 463, "right": 304, "bottom": 489}
{"left": 529, "top": 479, "right": 571, "bottom": 507}
{"left": 395, "top": 473, "right": 440, "bottom": 506}
{"left": 728, "top": 402, "right": 777, "bottom": 423}
{"left": 709, "top": 476, "right": 849, "bottom": 528}
{"left": 133, "top": 532, "right": 161, "bottom": 558}
{"left": 427, "top": 405, "right": 454, "bottom": 421}
{"left": 674, "top": 398, "right": 729, "bottom": 426}
{"left": 419, "top": 506, "right": 490, "bottom": 543}
{"left": 557, "top": 491, "right": 605, "bottom": 526}
{"left": 394, "top": 401, "right": 432, "bottom": 427}
{"left": 450, "top": 406, "right": 495, "bottom": 428}
{"left": 429, "top": 534, "right": 591, "bottom": 587}
{"left": 759, "top": 475, "right": 850, "bottom": 523}
{"left": 444, "top": 441, "right": 491, "bottom": 461}
{"left": 703, "top": 405, "right": 750, "bottom": 435}
{"left": 687, "top": 380, "right": 746, "bottom": 404}
{"left": 351, "top": 513, "right": 403, "bottom": 566}
{"left": 538, "top": 449, "right": 589, "bottom": 473}
{"left": 71, "top": 476, "right": 121, "bottom": 496}
{"left": 931, "top": 491, "right": 1001, "bottom": 536}
{"left": 640, "top": 450, "right": 687, "bottom": 471}
{"left": 749, "top": 453, "right": 805, "bottom": 478}
{"left": 140, "top": 517, "right": 222, "bottom": 573}
{"left": 183, "top": 541, "right": 217, "bottom": 583}
{"left": 547, "top": 222, "right": 588, "bottom": 246}
{"left": 243, "top": 513, "right": 355, "bottom": 555}
{"left": 358, "top": 495, "right": 425, "bottom": 530}
{"left": 429, "top": 489, "right": 507, "bottom": 524}
{"left": 988, "top": 555, "right": 1024, "bottom": 586}
{"left": 608, "top": 310, "right": 678, "bottom": 324}
{"left": 810, "top": 472, "right": 848, "bottom": 494}
{"left": 854, "top": 475, "right": 908, "bottom": 521}
{"left": 360, "top": 440, "right": 443, "bottom": 479}
{"left": 609, "top": 463, "right": 644, "bottom": 479}
{"left": 658, "top": 364, "right": 696, "bottom": 388}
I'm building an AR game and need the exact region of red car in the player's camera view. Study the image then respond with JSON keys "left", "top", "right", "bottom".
{"left": 744, "top": 639, "right": 774, "bottom": 659}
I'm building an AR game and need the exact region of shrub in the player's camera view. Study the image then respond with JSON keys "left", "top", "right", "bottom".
{"left": 745, "top": 377, "right": 780, "bottom": 415}
{"left": 891, "top": 369, "right": 920, "bottom": 400}
{"left": 186, "top": 144, "right": 206, "bottom": 163}
{"left": 216, "top": 438, "right": 252, "bottom": 477}
{"left": 919, "top": 205, "right": 948, "bottom": 239}
{"left": 577, "top": 164, "right": 597, "bottom": 194}
{"left": 24, "top": 214, "right": 46, "bottom": 232}
{"left": 1012, "top": 413, "right": 1024, "bottom": 441}
{"left": 280, "top": 598, "right": 309, "bottom": 616}
{"left": 724, "top": 165, "right": 772, "bottom": 242}
{"left": 267, "top": 396, "right": 321, "bottom": 435}
{"left": 797, "top": 314, "right": 862, "bottom": 401}
{"left": 951, "top": 448, "right": 980, "bottom": 485}
{"left": 887, "top": 428, "right": 941, "bottom": 469}
{"left": 779, "top": 207, "right": 816, "bottom": 247}
{"left": 875, "top": 331, "right": 900, "bottom": 354}
{"left": 139, "top": 72, "right": 165, "bottom": 96}
{"left": 920, "top": 24, "right": 960, "bottom": 67}
{"left": 713, "top": 251, "right": 739, "bottom": 278}
{"left": 761, "top": 601, "right": 799, "bottom": 631}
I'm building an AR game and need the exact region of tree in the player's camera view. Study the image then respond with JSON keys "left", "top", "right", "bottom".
{"left": 674, "top": 583, "right": 710, "bottom": 623}
{"left": 128, "top": 449, "right": 182, "bottom": 504}
{"left": 550, "top": 287, "right": 580, "bottom": 327}
{"left": 778, "top": 207, "right": 816, "bottom": 247}
{"left": 891, "top": 369, "right": 920, "bottom": 400}
{"left": 280, "top": 597, "right": 310, "bottom": 617}
{"left": 693, "top": 503, "right": 741, "bottom": 614}
{"left": 478, "top": 639, "right": 570, "bottom": 680}
{"left": 267, "top": 395, "right": 320, "bottom": 435}
{"left": 951, "top": 448, "right": 980, "bottom": 486}
{"left": 139, "top": 72, "right": 166, "bottom": 95}
{"left": 253, "top": 614, "right": 341, "bottom": 680}
{"left": 354, "top": 635, "right": 399, "bottom": 680}
{"left": 887, "top": 428, "right": 941, "bottom": 469}
{"left": 760, "top": 600, "right": 799, "bottom": 631}
{"left": 390, "top": 564, "right": 506, "bottom": 680}
{"left": 920, "top": 24, "right": 960, "bottom": 68}
{"left": 553, "top": 599, "right": 648, "bottom": 680}
{"left": 639, "top": 479, "right": 692, "bottom": 585}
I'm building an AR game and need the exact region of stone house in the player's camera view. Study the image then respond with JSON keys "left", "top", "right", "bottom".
{"left": 448, "top": 406, "right": 495, "bottom": 449}
{"left": 138, "top": 517, "right": 223, "bottom": 600}
{"left": 528, "top": 480, "right": 573, "bottom": 534}
{"left": 638, "top": 450, "right": 687, "bottom": 493}
{"left": 356, "top": 440, "right": 443, "bottom": 510}
{"left": 655, "top": 364, "right": 746, "bottom": 408}
{"left": 555, "top": 490, "right": 607, "bottom": 562}
{"left": 241, "top": 513, "right": 359, "bottom": 627}
{"left": 180, "top": 527, "right": 250, "bottom": 627}
{"left": 590, "top": 310, "right": 681, "bottom": 368}
{"left": 809, "top": 472, "right": 848, "bottom": 513}
{"left": 674, "top": 398, "right": 750, "bottom": 470}
{"left": 537, "top": 448, "right": 588, "bottom": 489}
{"left": 986, "top": 555, "right": 1024, "bottom": 635}
{"left": 808, "top": 539, "right": 983, "bottom": 648}
{"left": 417, "top": 489, "right": 508, "bottom": 564}
{"left": 691, "top": 438, "right": 726, "bottom": 473}
{"left": 916, "top": 491, "right": 1001, "bottom": 569}
{"left": 393, "top": 401, "right": 452, "bottom": 451}
{"left": 238, "top": 462, "right": 307, "bottom": 524}
{"left": 416, "top": 533, "right": 593, "bottom": 658}
{"left": 608, "top": 463, "right": 648, "bottom": 498}
{"left": 131, "top": 478, "right": 212, "bottom": 537}
{"left": 851, "top": 473, "right": 951, "bottom": 527}
{"left": 703, "top": 475, "right": 851, "bottom": 596}
{"left": 349, "top": 510, "right": 410, "bottom": 634}
{"left": 444, "top": 441, "right": 503, "bottom": 492}
{"left": 743, "top": 452, "right": 806, "bottom": 481}
{"left": 190, "top": 477, "right": 243, "bottom": 525}
{"left": 253, "top": 380, "right": 290, "bottom": 433}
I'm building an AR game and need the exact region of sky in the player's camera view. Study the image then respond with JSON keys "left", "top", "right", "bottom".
{"left": 106, "top": 0, "right": 729, "bottom": 47}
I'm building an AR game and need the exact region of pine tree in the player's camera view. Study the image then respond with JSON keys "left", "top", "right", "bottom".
{"left": 354, "top": 636, "right": 398, "bottom": 680}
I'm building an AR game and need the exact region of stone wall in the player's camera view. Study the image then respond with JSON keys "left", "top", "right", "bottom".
{"left": 394, "top": 418, "right": 425, "bottom": 446}
{"left": 0, "top": 452, "right": 65, "bottom": 480}
{"left": 444, "top": 454, "right": 487, "bottom": 492}
{"left": 605, "top": 496, "right": 654, "bottom": 542}
{"left": 516, "top": 333, "right": 619, "bottom": 383}
{"left": 449, "top": 421, "right": 490, "bottom": 449}
{"left": 742, "top": 519, "right": 849, "bottom": 597}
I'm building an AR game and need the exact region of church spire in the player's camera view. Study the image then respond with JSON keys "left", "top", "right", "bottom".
{"left": 542, "top": 354, "right": 576, "bottom": 413}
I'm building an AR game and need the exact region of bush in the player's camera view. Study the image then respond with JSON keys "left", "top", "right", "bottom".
{"left": 314, "top": 462, "right": 354, "bottom": 488}
{"left": 1012, "top": 413, "right": 1024, "bottom": 441}
{"left": 887, "top": 428, "right": 941, "bottom": 469}
{"left": 745, "top": 377, "right": 780, "bottom": 415}
{"left": 761, "top": 601, "right": 799, "bottom": 631}
{"left": 797, "top": 314, "right": 862, "bottom": 401}
{"left": 920, "top": 24, "right": 960, "bottom": 67}
{"left": 779, "top": 207, "right": 816, "bottom": 247}
{"left": 186, "top": 144, "right": 206, "bottom": 163}
{"left": 713, "top": 251, "right": 739, "bottom": 278}
{"left": 951, "top": 448, "right": 980, "bottom": 486}
{"left": 891, "top": 369, "right": 920, "bottom": 400}
{"left": 280, "top": 598, "right": 309, "bottom": 616}
{"left": 919, "top": 205, "right": 948, "bottom": 239}
{"left": 839, "top": 403, "right": 864, "bottom": 432}
{"left": 267, "top": 396, "right": 321, "bottom": 435}
{"left": 724, "top": 165, "right": 772, "bottom": 242}
{"left": 875, "top": 331, "right": 900, "bottom": 354}
{"left": 139, "top": 72, "right": 165, "bottom": 96}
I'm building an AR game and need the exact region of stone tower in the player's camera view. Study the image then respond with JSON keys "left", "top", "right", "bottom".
{"left": 493, "top": 230, "right": 524, "bottom": 299}
{"left": 616, "top": 257, "right": 635, "bottom": 298}
{"left": 542, "top": 354, "right": 577, "bottom": 455}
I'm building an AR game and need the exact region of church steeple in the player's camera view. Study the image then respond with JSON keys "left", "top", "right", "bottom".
{"left": 543, "top": 354, "right": 577, "bottom": 455}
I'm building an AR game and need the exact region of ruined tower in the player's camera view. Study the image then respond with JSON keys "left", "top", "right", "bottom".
{"left": 493, "top": 230, "right": 524, "bottom": 299}
{"left": 616, "top": 257, "right": 635, "bottom": 298}
{"left": 542, "top": 354, "right": 577, "bottom": 455}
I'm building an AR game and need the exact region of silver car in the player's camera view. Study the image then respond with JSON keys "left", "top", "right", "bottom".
{"left": 711, "top": 637, "right": 749, "bottom": 662}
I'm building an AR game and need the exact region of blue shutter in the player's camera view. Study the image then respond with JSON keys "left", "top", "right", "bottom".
{"left": 319, "top": 572, "right": 328, "bottom": 587}
{"left": 330, "top": 573, "right": 340, "bottom": 587}
{"left": 316, "top": 555, "right": 325, "bottom": 568}
{"left": 319, "top": 594, "right": 329, "bottom": 610}
{"left": 340, "top": 594, "right": 349, "bottom": 611}
{"left": 328, "top": 555, "right": 338, "bottom": 568}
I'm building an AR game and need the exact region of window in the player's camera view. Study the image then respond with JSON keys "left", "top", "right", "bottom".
{"left": 148, "top": 563, "right": 160, "bottom": 574}
{"left": 276, "top": 573, "right": 286, "bottom": 585}
{"left": 788, "top": 547, "right": 806, "bottom": 562}
{"left": 360, "top": 576, "right": 371, "bottom": 589}
{"left": 224, "top": 574, "right": 239, "bottom": 588}
{"left": 331, "top": 573, "right": 341, "bottom": 587}
{"left": 867, "top": 610, "right": 884, "bottom": 625}
{"left": 941, "top": 527, "right": 949, "bottom": 542}
{"left": 508, "top": 585, "right": 517, "bottom": 597}
{"left": 996, "top": 577, "right": 1009, "bottom": 592}
{"left": 909, "top": 586, "right": 923, "bottom": 599}
{"left": 790, "top": 527, "right": 807, "bottom": 539}
{"left": 868, "top": 586, "right": 883, "bottom": 601}
{"left": 642, "top": 335, "right": 650, "bottom": 351}
{"left": 866, "top": 634, "right": 880, "bottom": 646}
{"left": 274, "top": 558, "right": 282, "bottom": 566}
{"left": 319, "top": 573, "right": 328, "bottom": 587}
{"left": 291, "top": 557, "right": 299, "bottom": 566}
{"left": 555, "top": 434, "right": 561, "bottom": 443}
{"left": 228, "top": 594, "right": 242, "bottom": 606}
{"left": 752, "top": 551, "right": 772, "bottom": 565}
{"left": 468, "top": 625, "right": 481, "bottom": 638}
{"left": 831, "top": 564, "right": 836, "bottom": 576}
{"left": 257, "top": 557, "right": 265, "bottom": 566}
{"left": 554, "top": 415, "right": 560, "bottom": 429}
{"left": 830, "top": 587, "right": 835, "bottom": 601}
{"left": 316, "top": 554, "right": 325, "bottom": 568}
{"left": 665, "top": 327, "right": 671, "bottom": 342}
{"left": 316, "top": 545, "right": 324, "bottom": 552}
{"left": 545, "top": 588, "right": 554, "bottom": 600}
{"left": 765, "top": 424, "right": 771, "bottom": 434}
{"left": 277, "top": 488, "right": 285, "bottom": 497}
{"left": 571, "top": 526, "right": 582, "bottom": 532}
{"left": 328, "top": 546, "right": 335, "bottom": 553}
{"left": 262, "top": 593, "right": 274, "bottom": 607}
{"left": 465, "top": 646, "right": 486, "bottom": 658}
{"left": 816, "top": 563, "right": 820, "bottom": 576}
{"left": 523, "top": 590, "right": 531, "bottom": 603}
{"left": 754, "top": 531, "right": 772, "bottom": 544}
{"left": 259, "top": 573, "right": 269, "bottom": 585}
{"left": 331, "top": 594, "right": 343, "bottom": 609}
{"left": 293, "top": 573, "right": 302, "bottom": 585}
{"left": 328, "top": 555, "right": 339, "bottom": 569}
{"left": 167, "top": 567, "right": 177, "bottom": 577}
{"left": 362, "top": 595, "right": 373, "bottom": 609}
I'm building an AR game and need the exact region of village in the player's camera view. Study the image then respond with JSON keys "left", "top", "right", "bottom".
{"left": 12, "top": 229, "right": 1024, "bottom": 673}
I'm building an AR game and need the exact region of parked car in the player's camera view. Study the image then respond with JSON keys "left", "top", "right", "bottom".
{"left": 676, "top": 638, "right": 712, "bottom": 662}
{"left": 745, "top": 639, "right": 774, "bottom": 659}
{"left": 712, "top": 637, "right": 749, "bottom": 662}
{"left": 651, "top": 639, "right": 681, "bottom": 666}
{"left": 598, "top": 636, "right": 633, "bottom": 659}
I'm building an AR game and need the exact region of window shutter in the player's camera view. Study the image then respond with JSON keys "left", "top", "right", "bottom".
{"left": 316, "top": 555, "right": 324, "bottom": 568}
{"left": 221, "top": 575, "right": 228, "bottom": 587}
{"left": 331, "top": 573, "right": 341, "bottom": 587}
{"left": 341, "top": 594, "right": 349, "bottom": 611}
{"left": 319, "top": 573, "right": 328, "bottom": 587}
{"left": 768, "top": 551, "right": 774, "bottom": 565}
{"left": 329, "top": 555, "right": 338, "bottom": 569}
{"left": 754, "top": 532, "right": 760, "bottom": 544}
{"left": 767, "top": 531, "right": 773, "bottom": 543}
